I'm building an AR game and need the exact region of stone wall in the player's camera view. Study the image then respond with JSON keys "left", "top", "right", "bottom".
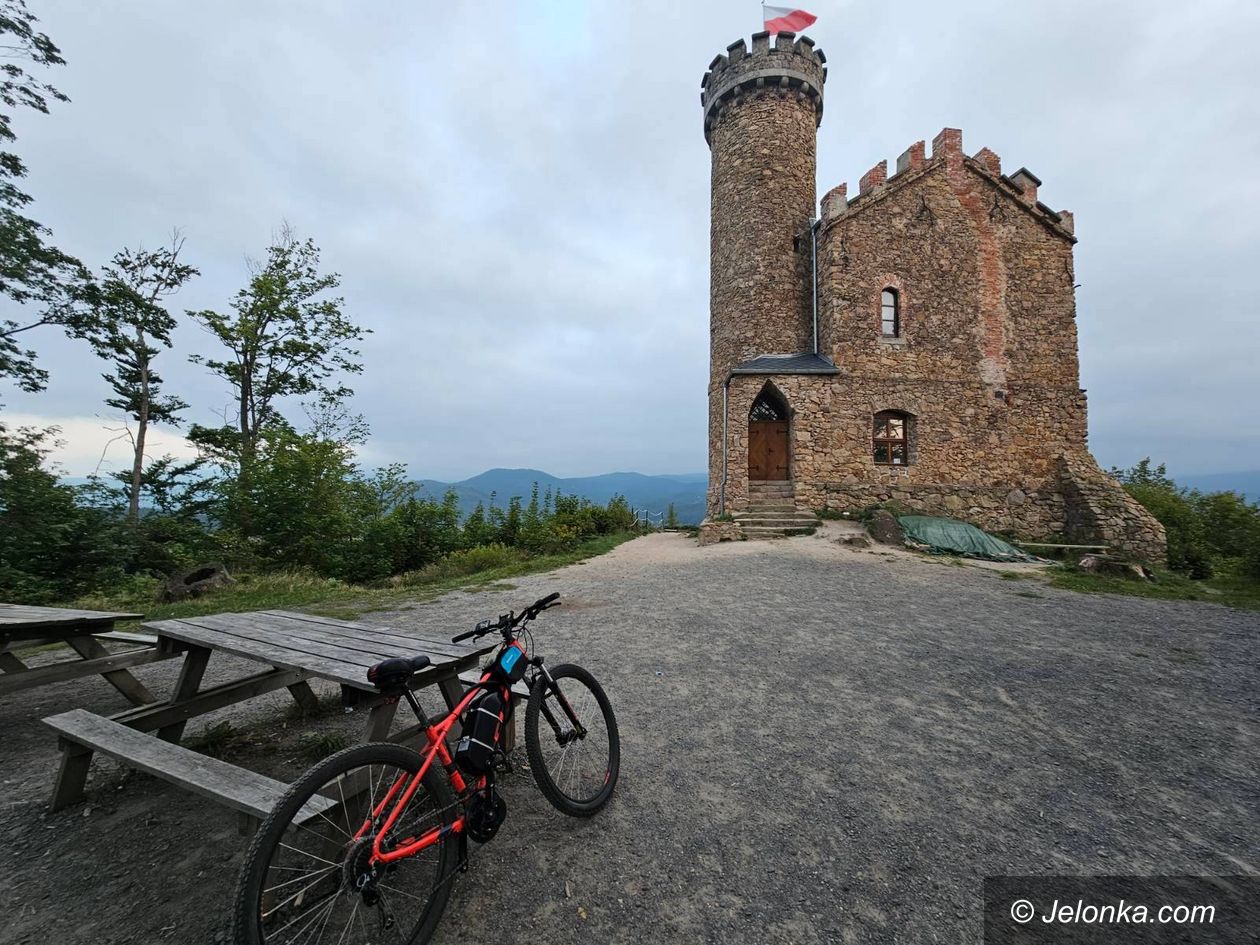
{"left": 698, "top": 520, "right": 744, "bottom": 546}
{"left": 1057, "top": 454, "right": 1167, "bottom": 561}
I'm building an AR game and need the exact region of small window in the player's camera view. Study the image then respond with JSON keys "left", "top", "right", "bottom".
{"left": 881, "top": 288, "right": 900, "bottom": 337}
{"left": 873, "top": 411, "right": 909, "bottom": 465}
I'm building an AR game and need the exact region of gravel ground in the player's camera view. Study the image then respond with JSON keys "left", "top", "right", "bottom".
{"left": 1, "top": 529, "right": 1257, "bottom": 944}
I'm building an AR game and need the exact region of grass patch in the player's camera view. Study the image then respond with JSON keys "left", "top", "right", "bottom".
{"left": 1047, "top": 565, "right": 1260, "bottom": 611}
{"left": 297, "top": 730, "right": 350, "bottom": 760}
{"left": 185, "top": 721, "right": 251, "bottom": 760}
{"left": 282, "top": 691, "right": 342, "bottom": 724}
{"left": 66, "top": 532, "right": 637, "bottom": 625}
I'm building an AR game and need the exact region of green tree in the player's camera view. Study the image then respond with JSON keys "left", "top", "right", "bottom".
{"left": 1112, "top": 458, "right": 1260, "bottom": 580}
{"left": 84, "top": 237, "right": 198, "bottom": 522}
{"left": 0, "top": 424, "right": 118, "bottom": 601}
{"left": 666, "top": 502, "right": 678, "bottom": 528}
{"left": 218, "top": 428, "right": 375, "bottom": 576}
{"left": 0, "top": 1, "right": 93, "bottom": 395}
{"left": 188, "top": 226, "right": 368, "bottom": 463}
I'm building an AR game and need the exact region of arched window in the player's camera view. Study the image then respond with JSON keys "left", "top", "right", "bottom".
{"left": 750, "top": 388, "right": 788, "bottom": 421}
{"left": 881, "top": 288, "right": 900, "bottom": 337}
{"left": 873, "top": 411, "right": 909, "bottom": 465}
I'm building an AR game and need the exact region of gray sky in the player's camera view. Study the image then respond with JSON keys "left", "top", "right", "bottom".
{"left": 5, "top": 0, "right": 1258, "bottom": 480}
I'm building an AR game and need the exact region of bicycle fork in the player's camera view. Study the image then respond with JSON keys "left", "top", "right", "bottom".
{"left": 530, "top": 658, "right": 588, "bottom": 743}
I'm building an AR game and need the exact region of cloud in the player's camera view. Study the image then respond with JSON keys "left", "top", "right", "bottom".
{"left": 2, "top": 413, "right": 199, "bottom": 477}
{"left": 1, "top": 0, "right": 1256, "bottom": 479}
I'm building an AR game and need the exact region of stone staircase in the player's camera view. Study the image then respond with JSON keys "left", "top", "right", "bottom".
{"left": 733, "top": 482, "right": 821, "bottom": 539}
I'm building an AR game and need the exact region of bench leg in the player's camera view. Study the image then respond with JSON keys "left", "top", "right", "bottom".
{"left": 50, "top": 741, "right": 93, "bottom": 812}
{"left": 503, "top": 702, "right": 518, "bottom": 752}
{"left": 437, "top": 675, "right": 465, "bottom": 742}
{"left": 286, "top": 680, "right": 320, "bottom": 715}
{"left": 66, "top": 635, "right": 157, "bottom": 706}
{"left": 158, "top": 646, "right": 211, "bottom": 743}
{"left": 362, "top": 699, "right": 398, "bottom": 742}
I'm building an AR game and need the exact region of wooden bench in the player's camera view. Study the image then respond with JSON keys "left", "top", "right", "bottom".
{"left": 44, "top": 709, "right": 335, "bottom": 830}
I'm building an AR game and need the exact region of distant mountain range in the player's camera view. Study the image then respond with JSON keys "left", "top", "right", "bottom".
{"left": 55, "top": 467, "right": 1258, "bottom": 524}
{"left": 413, "top": 468, "right": 708, "bottom": 524}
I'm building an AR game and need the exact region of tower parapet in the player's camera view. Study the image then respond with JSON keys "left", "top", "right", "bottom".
{"left": 701, "top": 31, "right": 826, "bottom": 145}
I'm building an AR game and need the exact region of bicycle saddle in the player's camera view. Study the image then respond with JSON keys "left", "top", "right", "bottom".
{"left": 366, "top": 654, "right": 431, "bottom": 691}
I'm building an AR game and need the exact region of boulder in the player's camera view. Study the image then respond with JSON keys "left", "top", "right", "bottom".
{"left": 837, "top": 533, "right": 872, "bottom": 549}
{"left": 1077, "top": 554, "right": 1152, "bottom": 581}
{"left": 867, "top": 510, "right": 905, "bottom": 546}
{"left": 159, "top": 562, "right": 234, "bottom": 603}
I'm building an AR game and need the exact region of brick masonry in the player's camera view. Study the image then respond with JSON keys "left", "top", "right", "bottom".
{"left": 699, "top": 33, "right": 1166, "bottom": 561}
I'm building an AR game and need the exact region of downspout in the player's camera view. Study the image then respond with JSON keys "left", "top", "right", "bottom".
{"left": 719, "top": 373, "right": 731, "bottom": 516}
{"left": 810, "top": 216, "right": 820, "bottom": 355}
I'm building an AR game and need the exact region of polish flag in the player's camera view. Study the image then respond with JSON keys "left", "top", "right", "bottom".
{"left": 762, "top": 5, "right": 818, "bottom": 33}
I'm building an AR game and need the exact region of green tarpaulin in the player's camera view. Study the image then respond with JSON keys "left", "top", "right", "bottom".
{"left": 897, "top": 515, "right": 1035, "bottom": 562}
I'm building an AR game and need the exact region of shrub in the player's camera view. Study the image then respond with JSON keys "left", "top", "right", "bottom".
{"left": 1113, "top": 459, "right": 1260, "bottom": 580}
{"left": 390, "top": 543, "right": 526, "bottom": 586}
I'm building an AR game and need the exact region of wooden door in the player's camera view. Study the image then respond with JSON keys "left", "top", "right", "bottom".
{"left": 749, "top": 421, "right": 790, "bottom": 480}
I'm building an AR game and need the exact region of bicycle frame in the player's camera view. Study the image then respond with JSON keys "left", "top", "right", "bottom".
{"left": 352, "top": 626, "right": 587, "bottom": 868}
{"left": 353, "top": 677, "right": 491, "bottom": 865}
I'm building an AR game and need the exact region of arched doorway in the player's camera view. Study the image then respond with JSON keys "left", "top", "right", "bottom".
{"left": 748, "top": 386, "right": 790, "bottom": 481}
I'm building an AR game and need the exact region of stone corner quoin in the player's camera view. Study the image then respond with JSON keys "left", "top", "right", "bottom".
{"left": 697, "top": 31, "right": 1166, "bottom": 563}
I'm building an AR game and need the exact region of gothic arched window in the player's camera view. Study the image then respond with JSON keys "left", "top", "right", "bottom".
{"left": 881, "top": 288, "right": 900, "bottom": 337}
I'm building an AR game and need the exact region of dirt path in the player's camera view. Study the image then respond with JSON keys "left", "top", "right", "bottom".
{"left": 2, "top": 532, "right": 1257, "bottom": 943}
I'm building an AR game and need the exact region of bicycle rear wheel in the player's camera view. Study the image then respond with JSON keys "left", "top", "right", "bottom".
{"left": 233, "top": 743, "right": 458, "bottom": 945}
{"left": 524, "top": 663, "right": 620, "bottom": 816}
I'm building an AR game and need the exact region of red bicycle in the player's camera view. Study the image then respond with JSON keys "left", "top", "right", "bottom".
{"left": 232, "top": 592, "right": 620, "bottom": 944}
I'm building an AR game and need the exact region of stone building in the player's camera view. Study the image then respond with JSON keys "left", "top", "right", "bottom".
{"left": 698, "top": 31, "right": 1165, "bottom": 560}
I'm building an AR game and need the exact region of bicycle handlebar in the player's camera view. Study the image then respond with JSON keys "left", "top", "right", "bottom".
{"left": 451, "top": 593, "right": 561, "bottom": 644}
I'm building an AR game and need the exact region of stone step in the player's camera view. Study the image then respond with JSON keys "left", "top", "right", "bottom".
{"left": 741, "top": 525, "right": 818, "bottom": 539}
{"left": 735, "top": 508, "right": 818, "bottom": 520}
{"left": 746, "top": 502, "right": 798, "bottom": 512}
{"left": 736, "top": 517, "right": 820, "bottom": 529}
{"left": 748, "top": 483, "right": 794, "bottom": 492}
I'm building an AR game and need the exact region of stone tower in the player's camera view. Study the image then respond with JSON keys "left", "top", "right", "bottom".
{"left": 697, "top": 32, "right": 1166, "bottom": 559}
{"left": 702, "top": 31, "right": 827, "bottom": 514}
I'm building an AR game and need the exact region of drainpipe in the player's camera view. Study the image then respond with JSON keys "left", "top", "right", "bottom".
{"left": 719, "top": 373, "right": 731, "bottom": 516}
{"left": 810, "top": 217, "right": 820, "bottom": 355}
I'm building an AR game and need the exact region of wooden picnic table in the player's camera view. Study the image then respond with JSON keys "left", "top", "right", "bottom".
{"left": 0, "top": 603, "right": 169, "bottom": 704}
{"left": 43, "top": 609, "right": 495, "bottom": 826}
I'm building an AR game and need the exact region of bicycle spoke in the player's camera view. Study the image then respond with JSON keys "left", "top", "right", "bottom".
{"left": 248, "top": 751, "right": 456, "bottom": 945}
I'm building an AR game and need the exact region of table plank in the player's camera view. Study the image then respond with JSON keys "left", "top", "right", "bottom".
{"left": 0, "top": 603, "right": 142, "bottom": 626}
{"left": 179, "top": 613, "right": 415, "bottom": 668}
{"left": 255, "top": 611, "right": 480, "bottom": 659}
{"left": 144, "top": 613, "right": 478, "bottom": 690}
{"left": 147, "top": 618, "right": 372, "bottom": 687}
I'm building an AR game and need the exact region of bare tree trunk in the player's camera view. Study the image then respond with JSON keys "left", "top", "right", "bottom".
{"left": 128, "top": 324, "right": 149, "bottom": 525}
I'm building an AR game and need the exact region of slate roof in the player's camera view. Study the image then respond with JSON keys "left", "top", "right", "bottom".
{"left": 730, "top": 353, "right": 840, "bottom": 375}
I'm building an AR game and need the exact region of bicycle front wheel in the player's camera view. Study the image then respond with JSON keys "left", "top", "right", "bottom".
{"left": 233, "top": 742, "right": 458, "bottom": 945}
{"left": 524, "top": 663, "right": 620, "bottom": 816}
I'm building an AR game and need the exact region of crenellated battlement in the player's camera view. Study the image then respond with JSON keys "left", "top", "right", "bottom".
{"left": 700, "top": 31, "right": 826, "bottom": 145}
{"left": 819, "top": 127, "right": 1075, "bottom": 237}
